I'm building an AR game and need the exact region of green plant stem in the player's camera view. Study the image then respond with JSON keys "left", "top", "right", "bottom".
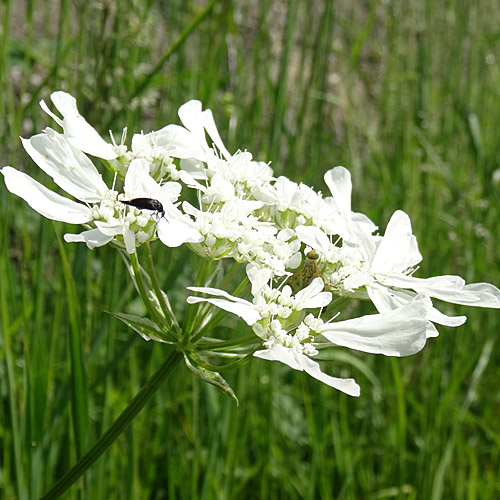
{"left": 144, "top": 243, "right": 179, "bottom": 331}
{"left": 129, "top": 251, "right": 173, "bottom": 335}
{"left": 39, "top": 349, "right": 183, "bottom": 500}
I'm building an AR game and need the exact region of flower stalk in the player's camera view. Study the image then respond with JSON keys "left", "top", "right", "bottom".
{"left": 40, "top": 349, "right": 183, "bottom": 500}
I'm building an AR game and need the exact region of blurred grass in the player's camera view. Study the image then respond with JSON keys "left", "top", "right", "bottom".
{"left": 1, "top": 0, "right": 500, "bottom": 498}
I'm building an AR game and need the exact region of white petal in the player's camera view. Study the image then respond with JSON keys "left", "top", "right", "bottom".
{"left": 186, "top": 297, "right": 260, "bottom": 325}
{"left": 2, "top": 167, "right": 92, "bottom": 223}
{"left": 94, "top": 220, "right": 126, "bottom": 236}
{"left": 49, "top": 91, "right": 117, "bottom": 160}
{"left": 295, "top": 278, "right": 332, "bottom": 309}
{"left": 296, "top": 225, "right": 331, "bottom": 254}
{"left": 324, "top": 166, "right": 352, "bottom": 214}
{"left": 187, "top": 286, "right": 253, "bottom": 305}
{"left": 157, "top": 217, "right": 203, "bottom": 247}
{"left": 249, "top": 268, "right": 273, "bottom": 297}
{"left": 180, "top": 158, "right": 208, "bottom": 180}
{"left": 178, "top": 170, "right": 207, "bottom": 192}
{"left": 64, "top": 228, "right": 113, "bottom": 248}
{"left": 383, "top": 274, "right": 500, "bottom": 308}
{"left": 287, "top": 252, "right": 302, "bottom": 269}
{"left": 371, "top": 211, "right": 422, "bottom": 272}
{"left": 178, "top": 100, "right": 210, "bottom": 154}
{"left": 320, "top": 294, "right": 432, "bottom": 356}
{"left": 124, "top": 159, "right": 163, "bottom": 200}
{"left": 40, "top": 99, "right": 63, "bottom": 126}
{"left": 132, "top": 124, "right": 207, "bottom": 161}
{"left": 300, "top": 355, "right": 361, "bottom": 396}
{"left": 368, "top": 284, "right": 465, "bottom": 334}
{"left": 254, "top": 344, "right": 360, "bottom": 396}
{"left": 428, "top": 307, "right": 466, "bottom": 327}
{"left": 201, "top": 109, "right": 231, "bottom": 160}
{"left": 123, "top": 159, "right": 179, "bottom": 209}
{"left": 254, "top": 344, "right": 302, "bottom": 369}
{"left": 161, "top": 182, "right": 182, "bottom": 202}
{"left": 22, "top": 129, "right": 107, "bottom": 202}
{"left": 351, "top": 212, "right": 377, "bottom": 235}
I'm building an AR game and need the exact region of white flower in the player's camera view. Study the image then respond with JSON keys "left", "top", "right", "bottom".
{"left": 2, "top": 127, "right": 201, "bottom": 252}
{"left": 186, "top": 265, "right": 436, "bottom": 395}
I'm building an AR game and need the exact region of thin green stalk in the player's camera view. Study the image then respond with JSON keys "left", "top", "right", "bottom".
{"left": 39, "top": 349, "right": 183, "bottom": 500}
{"left": 188, "top": 351, "right": 256, "bottom": 373}
{"left": 129, "top": 251, "right": 172, "bottom": 334}
{"left": 196, "top": 333, "right": 257, "bottom": 351}
{"left": 144, "top": 243, "right": 179, "bottom": 331}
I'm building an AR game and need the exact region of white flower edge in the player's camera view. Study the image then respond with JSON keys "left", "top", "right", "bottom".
{"left": 186, "top": 295, "right": 261, "bottom": 326}
{"left": 367, "top": 283, "right": 466, "bottom": 337}
{"left": 254, "top": 344, "right": 361, "bottom": 397}
{"left": 1, "top": 166, "right": 93, "bottom": 224}
{"left": 64, "top": 228, "right": 114, "bottom": 249}
{"left": 21, "top": 128, "right": 108, "bottom": 203}
{"left": 319, "top": 294, "right": 433, "bottom": 357}
{"left": 382, "top": 273, "right": 500, "bottom": 309}
{"left": 40, "top": 91, "right": 117, "bottom": 160}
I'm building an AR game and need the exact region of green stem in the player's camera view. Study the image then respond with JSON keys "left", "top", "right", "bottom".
{"left": 183, "top": 257, "right": 213, "bottom": 339}
{"left": 40, "top": 349, "right": 183, "bottom": 500}
{"left": 130, "top": 251, "right": 173, "bottom": 335}
{"left": 144, "top": 243, "right": 179, "bottom": 332}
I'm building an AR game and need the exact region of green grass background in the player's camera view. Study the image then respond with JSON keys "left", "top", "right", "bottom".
{"left": 1, "top": 0, "right": 500, "bottom": 498}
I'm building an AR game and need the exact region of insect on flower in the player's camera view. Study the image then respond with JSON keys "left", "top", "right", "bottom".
{"left": 288, "top": 250, "right": 322, "bottom": 293}
{"left": 120, "top": 198, "right": 165, "bottom": 220}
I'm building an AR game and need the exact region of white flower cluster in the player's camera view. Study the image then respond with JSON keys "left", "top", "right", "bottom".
{"left": 3, "top": 91, "right": 500, "bottom": 397}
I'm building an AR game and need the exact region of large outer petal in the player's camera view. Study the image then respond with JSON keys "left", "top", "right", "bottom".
{"left": 320, "top": 294, "right": 432, "bottom": 356}
{"left": 2, "top": 167, "right": 92, "bottom": 223}
{"left": 47, "top": 91, "right": 117, "bottom": 160}
{"left": 372, "top": 210, "right": 422, "bottom": 272}
{"left": 201, "top": 109, "right": 231, "bottom": 160}
{"left": 367, "top": 283, "right": 466, "bottom": 334}
{"left": 382, "top": 273, "right": 500, "bottom": 308}
{"left": 22, "top": 128, "right": 108, "bottom": 203}
{"left": 324, "top": 166, "right": 352, "bottom": 215}
{"left": 254, "top": 344, "right": 360, "bottom": 396}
